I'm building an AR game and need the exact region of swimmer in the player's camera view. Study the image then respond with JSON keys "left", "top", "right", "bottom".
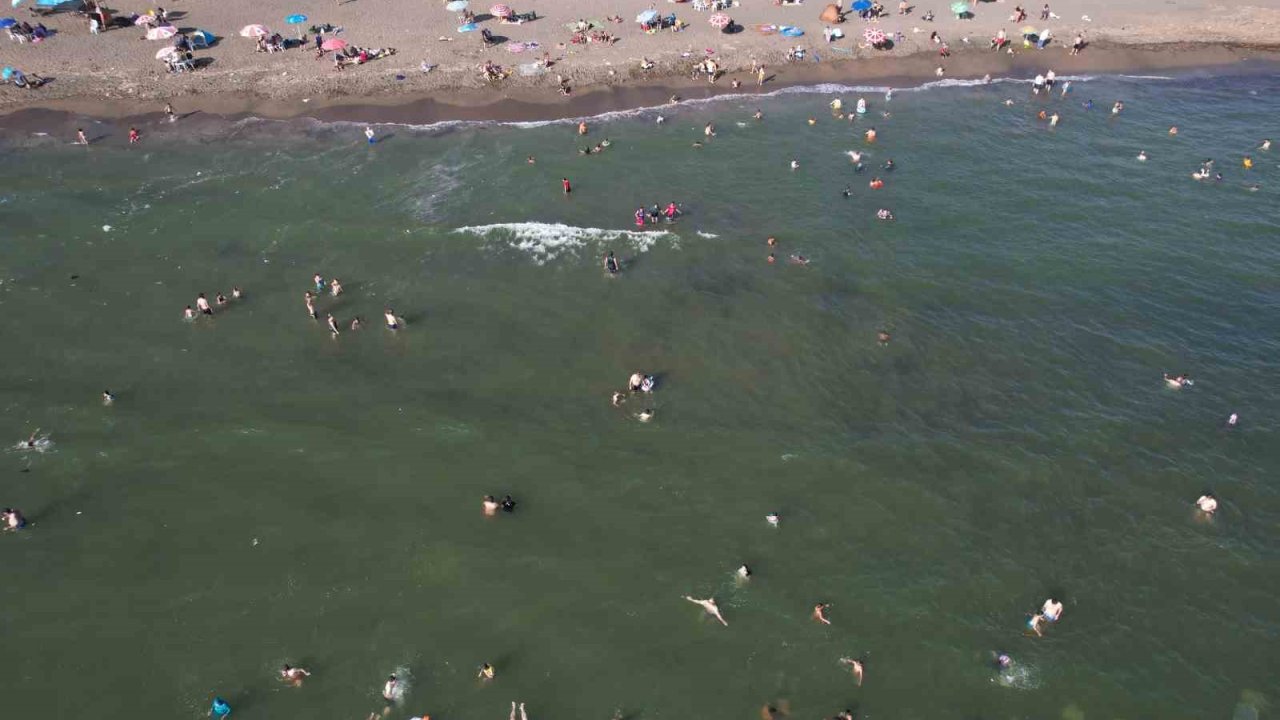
{"left": 876, "top": 208, "right": 894, "bottom": 221}
{"left": 3, "top": 508, "right": 28, "bottom": 531}
{"left": 753, "top": 109, "right": 764, "bottom": 120}
{"left": 865, "top": 127, "right": 877, "bottom": 142}
{"left": 704, "top": 123, "right": 716, "bottom": 137}
{"left": 847, "top": 150, "right": 863, "bottom": 163}
{"left": 1041, "top": 598, "right": 1064, "bottom": 622}
{"left": 1049, "top": 113, "right": 1060, "bottom": 127}
{"left": 383, "top": 674, "right": 400, "bottom": 703}
{"left": 1227, "top": 412, "right": 1238, "bottom": 427}
{"left": 1243, "top": 155, "right": 1253, "bottom": 169}
{"left": 601, "top": 139, "right": 612, "bottom": 148}
{"left": 1026, "top": 613, "right": 1046, "bottom": 637}
{"left": 656, "top": 115, "right": 666, "bottom": 124}
{"left": 877, "top": 330, "right": 891, "bottom": 345}
{"left": 807, "top": 117, "right": 817, "bottom": 126}
{"left": 196, "top": 293, "right": 213, "bottom": 315}
{"left": 1196, "top": 492, "right": 1218, "bottom": 515}
{"left": 692, "top": 141, "right": 703, "bottom": 149}
{"left": 1037, "top": 110, "right": 1047, "bottom": 121}
{"left": 577, "top": 121, "right": 588, "bottom": 135}
{"left": 790, "top": 159, "right": 800, "bottom": 171}
{"left": 736, "top": 564, "right": 752, "bottom": 579}
{"left": 838, "top": 657, "right": 864, "bottom": 686}
{"left": 637, "top": 408, "right": 655, "bottom": 423}
{"left": 765, "top": 512, "right": 780, "bottom": 527}
{"left": 813, "top": 603, "right": 832, "bottom": 625}
{"left": 604, "top": 251, "right": 621, "bottom": 275}
{"left": 628, "top": 372, "right": 645, "bottom": 392}
{"left": 1168, "top": 126, "right": 1178, "bottom": 136}
{"left": 1083, "top": 99, "right": 1093, "bottom": 110}
{"left": 102, "top": 389, "right": 114, "bottom": 405}
{"left": 767, "top": 236, "right": 778, "bottom": 247}
{"left": 1137, "top": 150, "right": 1148, "bottom": 161}
{"left": 327, "top": 314, "right": 340, "bottom": 336}
{"left": 1003, "top": 99, "right": 1015, "bottom": 106}
{"left": 527, "top": 155, "right": 536, "bottom": 164}
{"left": 313, "top": 273, "right": 325, "bottom": 293}
{"left": 330, "top": 278, "right": 343, "bottom": 296}
{"left": 1111, "top": 100, "right": 1124, "bottom": 115}
{"left": 788, "top": 254, "right": 810, "bottom": 265}
{"left": 842, "top": 186, "right": 851, "bottom": 198}
{"left": 1262, "top": 139, "right": 1271, "bottom": 151}
{"left": 768, "top": 253, "right": 777, "bottom": 264}
{"left": 882, "top": 159, "right": 895, "bottom": 171}
{"left": 304, "top": 292, "right": 317, "bottom": 320}
{"left": 501, "top": 495, "right": 516, "bottom": 512}
{"left": 683, "top": 596, "right": 728, "bottom": 626}
{"left": 1061, "top": 80, "right": 1071, "bottom": 97}
{"left": 483, "top": 495, "right": 499, "bottom": 516}
{"left": 232, "top": 287, "right": 243, "bottom": 299}
{"left": 869, "top": 178, "right": 883, "bottom": 189}
{"left": 384, "top": 308, "right": 400, "bottom": 330}
{"left": 611, "top": 391, "right": 625, "bottom": 407}
{"left": 216, "top": 293, "right": 228, "bottom": 306}
{"left": 184, "top": 305, "right": 196, "bottom": 320}
{"left": 350, "top": 317, "right": 363, "bottom": 330}
{"left": 639, "top": 375, "right": 655, "bottom": 393}
{"left": 23, "top": 429, "right": 39, "bottom": 449}
{"left": 478, "top": 663, "right": 495, "bottom": 681}
{"left": 280, "top": 664, "right": 311, "bottom": 686}
{"left": 210, "top": 697, "right": 232, "bottom": 719}
{"left": 995, "top": 652, "right": 1013, "bottom": 670}
{"left": 1163, "top": 373, "right": 1190, "bottom": 388}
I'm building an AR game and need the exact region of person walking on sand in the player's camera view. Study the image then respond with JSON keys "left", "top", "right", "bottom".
{"left": 757, "top": 66, "right": 766, "bottom": 87}
{"left": 683, "top": 596, "right": 728, "bottom": 626}
{"left": 839, "top": 657, "right": 864, "bottom": 686}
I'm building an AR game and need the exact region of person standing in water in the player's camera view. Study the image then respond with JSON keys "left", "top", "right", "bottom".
{"left": 478, "top": 663, "right": 496, "bottom": 681}
{"left": 1041, "top": 598, "right": 1064, "bottom": 623}
{"left": 196, "top": 293, "right": 213, "bottom": 316}
{"left": 365, "top": 126, "right": 377, "bottom": 144}
{"left": 683, "top": 596, "right": 728, "bottom": 626}
{"left": 304, "top": 292, "right": 317, "bottom": 320}
{"left": 813, "top": 603, "right": 832, "bottom": 625}
{"left": 326, "top": 314, "right": 340, "bottom": 336}
{"left": 562, "top": 177, "right": 572, "bottom": 194}
{"left": 2, "top": 507, "right": 28, "bottom": 531}
{"left": 384, "top": 307, "right": 399, "bottom": 330}
{"left": 382, "top": 674, "right": 400, "bottom": 703}
{"left": 102, "top": 389, "right": 115, "bottom": 405}
{"left": 209, "top": 697, "right": 231, "bottom": 719}
{"left": 280, "top": 664, "right": 312, "bottom": 686}
{"left": 330, "top": 278, "right": 343, "bottom": 296}
{"left": 604, "top": 251, "right": 620, "bottom": 275}
{"left": 1196, "top": 492, "right": 1218, "bottom": 515}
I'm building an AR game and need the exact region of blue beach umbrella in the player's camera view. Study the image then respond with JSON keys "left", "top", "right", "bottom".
{"left": 850, "top": 0, "right": 871, "bottom": 10}
{"left": 0, "top": 17, "right": 16, "bottom": 27}
{"left": 636, "top": 9, "right": 657, "bottom": 23}
{"left": 35, "top": 0, "right": 74, "bottom": 6}
{"left": 285, "top": 13, "right": 306, "bottom": 24}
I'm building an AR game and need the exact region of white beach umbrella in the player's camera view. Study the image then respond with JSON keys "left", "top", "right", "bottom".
{"left": 146, "top": 25, "right": 178, "bottom": 40}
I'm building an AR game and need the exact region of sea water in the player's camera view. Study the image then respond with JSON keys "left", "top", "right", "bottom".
{"left": 1, "top": 69, "right": 1278, "bottom": 719}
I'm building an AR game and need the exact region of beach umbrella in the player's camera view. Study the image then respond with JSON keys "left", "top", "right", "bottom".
{"left": 320, "top": 37, "right": 347, "bottom": 50}
{"left": 863, "top": 27, "right": 885, "bottom": 43}
{"left": 285, "top": 14, "right": 307, "bottom": 24}
{"left": 819, "top": 3, "right": 840, "bottom": 22}
{"left": 635, "top": 9, "right": 657, "bottom": 23}
{"left": 850, "top": 0, "right": 871, "bottom": 10}
{"left": 445, "top": 0, "right": 468, "bottom": 10}
{"left": 0, "top": 17, "right": 15, "bottom": 27}
{"left": 489, "top": 3, "right": 511, "bottom": 17}
{"left": 1020, "top": 25, "right": 1037, "bottom": 34}
{"left": 239, "top": 24, "right": 270, "bottom": 37}
{"left": 134, "top": 14, "right": 156, "bottom": 25}
{"left": 155, "top": 45, "right": 180, "bottom": 59}
{"left": 708, "top": 12, "right": 731, "bottom": 28}
{"left": 950, "top": 1, "right": 970, "bottom": 14}
{"left": 192, "top": 29, "right": 215, "bottom": 45}
{"left": 146, "top": 25, "right": 177, "bottom": 40}
{"left": 34, "top": 0, "right": 73, "bottom": 6}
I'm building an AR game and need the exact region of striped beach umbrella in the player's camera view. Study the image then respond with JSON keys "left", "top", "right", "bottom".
{"left": 146, "top": 25, "right": 178, "bottom": 40}
{"left": 239, "top": 24, "right": 270, "bottom": 37}
{"left": 489, "top": 3, "right": 511, "bottom": 17}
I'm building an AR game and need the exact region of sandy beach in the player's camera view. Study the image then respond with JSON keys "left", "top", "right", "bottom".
{"left": 2, "top": 0, "right": 1279, "bottom": 121}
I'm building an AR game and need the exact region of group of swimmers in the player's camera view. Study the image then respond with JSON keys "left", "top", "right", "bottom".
{"left": 611, "top": 372, "right": 655, "bottom": 422}
{"left": 634, "top": 202, "right": 681, "bottom": 227}
{"left": 297, "top": 271, "right": 402, "bottom": 335}
{"left": 183, "top": 287, "right": 242, "bottom": 320}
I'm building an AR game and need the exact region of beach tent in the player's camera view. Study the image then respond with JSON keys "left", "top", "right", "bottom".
{"left": 819, "top": 4, "right": 840, "bottom": 23}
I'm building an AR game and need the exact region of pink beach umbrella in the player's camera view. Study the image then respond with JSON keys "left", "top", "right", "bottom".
{"left": 708, "top": 12, "right": 731, "bottom": 29}
{"left": 320, "top": 37, "right": 348, "bottom": 50}
{"left": 133, "top": 13, "right": 155, "bottom": 26}
{"left": 239, "top": 24, "right": 270, "bottom": 38}
{"left": 863, "top": 27, "right": 886, "bottom": 44}
{"left": 146, "top": 24, "right": 177, "bottom": 40}
{"left": 489, "top": 3, "right": 512, "bottom": 17}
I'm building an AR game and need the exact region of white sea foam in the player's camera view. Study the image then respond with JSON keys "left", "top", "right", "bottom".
{"left": 454, "top": 222, "right": 677, "bottom": 264}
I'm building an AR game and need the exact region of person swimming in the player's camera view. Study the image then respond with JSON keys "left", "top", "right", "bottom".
{"left": 604, "top": 251, "right": 621, "bottom": 275}
{"left": 882, "top": 159, "right": 895, "bottom": 171}
{"left": 216, "top": 292, "right": 228, "bottom": 306}
{"left": 876, "top": 209, "right": 894, "bottom": 220}
{"left": 683, "top": 596, "right": 728, "bottom": 626}
{"left": 280, "top": 664, "right": 311, "bottom": 686}
{"left": 995, "top": 652, "right": 1013, "bottom": 670}
{"left": 1026, "top": 613, "right": 1047, "bottom": 637}
{"left": 790, "top": 159, "right": 800, "bottom": 171}
{"left": 3, "top": 508, "right": 28, "bottom": 531}
{"left": 501, "top": 495, "right": 516, "bottom": 512}
{"left": 838, "top": 657, "right": 864, "bottom": 686}
{"left": 350, "top": 317, "right": 363, "bottom": 330}
{"left": 847, "top": 150, "right": 863, "bottom": 163}
{"left": 304, "top": 291, "right": 317, "bottom": 320}
{"left": 1262, "top": 139, "right": 1272, "bottom": 151}
{"left": 1041, "top": 598, "right": 1064, "bottom": 622}
{"left": 855, "top": 97, "right": 867, "bottom": 115}
{"left": 765, "top": 512, "right": 780, "bottom": 527}
{"left": 788, "top": 254, "right": 810, "bottom": 265}
{"left": 313, "top": 273, "right": 325, "bottom": 293}
{"left": 611, "top": 391, "right": 625, "bottom": 407}
{"left": 232, "top": 286, "right": 243, "bottom": 299}
{"left": 483, "top": 495, "right": 500, "bottom": 516}
{"left": 1196, "top": 492, "right": 1218, "bottom": 515}
{"left": 869, "top": 178, "right": 884, "bottom": 189}
{"left": 736, "top": 564, "right": 752, "bottom": 579}
{"left": 637, "top": 408, "right": 655, "bottom": 422}
{"left": 865, "top": 127, "right": 877, "bottom": 142}
{"left": 384, "top": 308, "right": 400, "bottom": 330}
{"left": 102, "top": 389, "right": 115, "bottom": 405}
{"left": 383, "top": 674, "right": 400, "bottom": 703}
{"left": 813, "top": 603, "right": 832, "bottom": 625}
{"left": 1137, "top": 150, "right": 1148, "bottom": 161}
{"left": 1163, "top": 373, "right": 1191, "bottom": 388}
{"left": 842, "top": 186, "right": 851, "bottom": 198}
{"left": 877, "top": 330, "right": 891, "bottom": 345}
{"left": 1227, "top": 412, "right": 1238, "bottom": 427}
{"left": 327, "top": 314, "right": 340, "bottom": 336}
{"left": 478, "top": 663, "right": 496, "bottom": 681}
{"left": 639, "top": 375, "right": 655, "bottom": 393}
{"left": 210, "top": 697, "right": 232, "bottom": 719}
{"left": 330, "top": 278, "right": 343, "bottom": 296}
{"left": 196, "top": 293, "right": 213, "bottom": 316}
{"left": 184, "top": 305, "right": 196, "bottom": 320}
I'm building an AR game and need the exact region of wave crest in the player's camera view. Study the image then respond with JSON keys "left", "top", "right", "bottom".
{"left": 453, "top": 222, "right": 677, "bottom": 263}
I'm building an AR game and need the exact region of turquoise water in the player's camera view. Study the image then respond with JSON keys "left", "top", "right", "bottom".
{"left": 2, "top": 70, "right": 1279, "bottom": 720}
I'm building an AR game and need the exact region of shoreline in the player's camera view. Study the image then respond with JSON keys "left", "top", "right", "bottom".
{"left": 2, "top": 42, "right": 1277, "bottom": 130}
